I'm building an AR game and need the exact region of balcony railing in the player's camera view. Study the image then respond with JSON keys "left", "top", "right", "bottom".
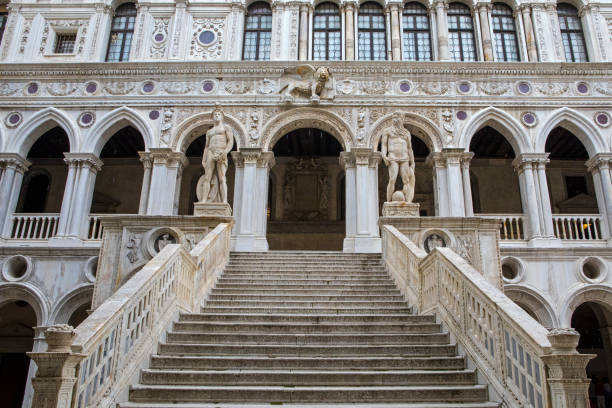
{"left": 87, "top": 215, "right": 104, "bottom": 240}
{"left": 10, "top": 213, "right": 60, "bottom": 239}
{"left": 477, "top": 214, "right": 525, "bottom": 240}
{"left": 552, "top": 215, "right": 602, "bottom": 240}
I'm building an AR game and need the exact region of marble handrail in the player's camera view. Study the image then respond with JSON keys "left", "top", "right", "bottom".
{"left": 382, "top": 224, "right": 592, "bottom": 408}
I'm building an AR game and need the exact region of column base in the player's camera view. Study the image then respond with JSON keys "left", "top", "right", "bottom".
{"left": 231, "top": 235, "right": 269, "bottom": 252}
{"left": 382, "top": 202, "right": 420, "bottom": 217}
{"left": 194, "top": 202, "right": 232, "bottom": 217}
{"left": 343, "top": 236, "right": 382, "bottom": 253}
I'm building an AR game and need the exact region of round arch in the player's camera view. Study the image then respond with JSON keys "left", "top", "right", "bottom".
{"left": 504, "top": 284, "right": 558, "bottom": 328}
{"left": 261, "top": 108, "right": 353, "bottom": 151}
{"left": 536, "top": 108, "right": 607, "bottom": 157}
{"left": 458, "top": 107, "right": 531, "bottom": 154}
{"left": 0, "top": 282, "right": 49, "bottom": 326}
{"left": 369, "top": 112, "right": 443, "bottom": 153}
{"left": 84, "top": 107, "right": 154, "bottom": 156}
{"left": 49, "top": 284, "right": 94, "bottom": 325}
{"left": 172, "top": 110, "right": 246, "bottom": 153}
{"left": 9, "top": 107, "right": 77, "bottom": 156}
{"left": 559, "top": 284, "right": 612, "bottom": 327}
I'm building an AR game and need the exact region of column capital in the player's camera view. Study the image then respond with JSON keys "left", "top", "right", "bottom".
{"left": 476, "top": 2, "right": 492, "bottom": 12}
{"left": 340, "top": 148, "right": 380, "bottom": 169}
{"left": 94, "top": 2, "right": 113, "bottom": 13}
{"left": 426, "top": 148, "right": 467, "bottom": 166}
{"left": 63, "top": 153, "right": 104, "bottom": 172}
{"left": 433, "top": 0, "right": 448, "bottom": 10}
{"left": 340, "top": 0, "right": 359, "bottom": 10}
{"left": 0, "top": 153, "right": 31, "bottom": 174}
{"left": 143, "top": 148, "right": 186, "bottom": 166}
{"left": 544, "top": 2, "right": 557, "bottom": 12}
{"left": 586, "top": 153, "right": 612, "bottom": 172}
{"left": 512, "top": 153, "right": 550, "bottom": 171}
{"left": 460, "top": 151, "right": 474, "bottom": 168}
{"left": 232, "top": 148, "right": 265, "bottom": 167}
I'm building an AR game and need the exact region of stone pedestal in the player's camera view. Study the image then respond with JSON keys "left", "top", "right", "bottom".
{"left": 194, "top": 202, "right": 232, "bottom": 217}
{"left": 382, "top": 202, "right": 420, "bottom": 217}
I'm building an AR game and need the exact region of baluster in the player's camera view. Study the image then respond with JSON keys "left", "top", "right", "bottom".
{"left": 562, "top": 218, "right": 568, "bottom": 239}
{"left": 595, "top": 218, "right": 601, "bottom": 239}
{"left": 584, "top": 218, "right": 592, "bottom": 240}
{"left": 518, "top": 218, "right": 523, "bottom": 239}
{"left": 26, "top": 217, "right": 34, "bottom": 239}
{"left": 570, "top": 218, "right": 578, "bottom": 240}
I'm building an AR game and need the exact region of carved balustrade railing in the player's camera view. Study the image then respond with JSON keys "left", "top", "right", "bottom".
{"left": 28, "top": 222, "right": 232, "bottom": 408}
{"left": 9, "top": 213, "right": 60, "bottom": 239}
{"left": 552, "top": 214, "right": 602, "bottom": 240}
{"left": 382, "top": 224, "right": 593, "bottom": 408}
{"left": 477, "top": 214, "right": 525, "bottom": 240}
{"left": 87, "top": 215, "right": 104, "bottom": 240}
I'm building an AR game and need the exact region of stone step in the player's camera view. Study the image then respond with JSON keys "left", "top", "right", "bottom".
{"left": 227, "top": 259, "right": 384, "bottom": 264}
{"left": 207, "top": 294, "right": 405, "bottom": 301}
{"left": 180, "top": 313, "right": 433, "bottom": 323}
{"left": 223, "top": 266, "right": 386, "bottom": 272}
{"left": 203, "top": 300, "right": 410, "bottom": 308}
{"left": 120, "top": 402, "right": 500, "bottom": 408}
{"left": 217, "top": 278, "right": 394, "bottom": 285}
{"left": 128, "top": 384, "right": 489, "bottom": 403}
{"left": 209, "top": 289, "right": 401, "bottom": 295}
{"left": 149, "top": 355, "right": 467, "bottom": 371}
{"left": 158, "top": 343, "right": 458, "bottom": 357}
{"left": 139, "top": 369, "right": 477, "bottom": 386}
{"left": 230, "top": 251, "right": 381, "bottom": 257}
{"left": 172, "top": 322, "right": 443, "bottom": 334}
{"left": 200, "top": 307, "right": 413, "bottom": 315}
{"left": 222, "top": 273, "right": 391, "bottom": 279}
{"left": 214, "top": 283, "right": 398, "bottom": 290}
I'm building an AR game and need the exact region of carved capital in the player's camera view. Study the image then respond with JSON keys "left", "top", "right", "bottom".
{"left": 340, "top": 148, "right": 378, "bottom": 168}
{"left": 460, "top": 152, "right": 474, "bottom": 168}
{"left": 63, "top": 153, "right": 104, "bottom": 172}
{"left": 512, "top": 153, "right": 549, "bottom": 172}
{"left": 233, "top": 148, "right": 263, "bottom": 167}
{"left": 0, "top": 153, "right": 31, "bottom": 174}
{"left": 138, "top": 151, "right": 153, "bottom": 169}
{"left": 257, "top": 151, "right": 276, "bottom": 169}
{"left": 586, "top": 153, "right": 612, "bottom": 173}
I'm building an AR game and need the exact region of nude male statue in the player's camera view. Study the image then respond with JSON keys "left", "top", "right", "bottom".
{"left": 198, "top": 107, "right": 234, "bottom": 203}
{"left": 381, "top": 113, "right": 415, "bottom": 203}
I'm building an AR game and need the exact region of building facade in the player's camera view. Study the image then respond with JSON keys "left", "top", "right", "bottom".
{"left": 0, "top": 0, "right": 611, "bottom": 405}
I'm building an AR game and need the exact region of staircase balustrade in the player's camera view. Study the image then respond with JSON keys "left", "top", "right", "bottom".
{"left": 382, "top": 224, "right": 594, "bottom": 408}
{"left": 27, "top": 222, "right": 232, "bottom": 408}
{"left": 87, "top": 215, "right": 104, "bottom": 240}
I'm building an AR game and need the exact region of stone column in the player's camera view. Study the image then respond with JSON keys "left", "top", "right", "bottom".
{"left": 533, "top": 154, "right": 555, "bottom": 238}
{"left": 541, "top": 329, "right": 594, "bottom": 408}
{"left": 461, "top": 152, "right": 474, "bottom": 216}
{"left": 0, "top": 154, "right": 31, "bottom": 237}
{"left": 477, "top": 3, "right": 493, "bottom": 61}
{"left": 343, "top": 1, "right": 357, "bottom": 60}
{"left": 231, "top": 148, "right": 275, "bottom": 252}
{"left": 434, "top": 0, "right": 449, "bottom": 60}
{"left": 586, "top": 153, "right": 612, "bottom": 240}
{"left": 138, "top": 152, "right": 153, "bottom": 215}
{"left": 426, "top": 150, "right": 470, "bottom": 217}
{"left": 298, "top": 4, "right": 309, "bottom": 60}
{"left": 599, "top": 326, "right": 612, "bottom": 379}
{"left": 580, "top": 4, "right": 611, "bottom": 62}
{"left": 426, "top": 152, "right": 447, "bottom": 216}
{"left": 144, "top": 149, "right": 187, "bottom": 215}
{"left": 520, "top": 5, "right": 539, "bottom": 61}
{"left": 388, "top": 3, "right": 402, "bottom": 60}
{"left": 62, "top": 154, "right": 103, "bottom": 240}
{"left": 55, "top": 156, "right": 79, "bottom": 237}
{"left": 340, "top": 148, "right": 381, "bottom": 253}
{"left": 27, "top": 325, "right": 84, "bottom": 408}
{"left": 228, "top": 3, "right": 246, "bottom": 60}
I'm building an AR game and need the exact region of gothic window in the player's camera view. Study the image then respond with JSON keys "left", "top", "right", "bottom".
{"left": 557, "top": 3, "right": 588, "bottom": 62}
{"left": 358, "top": 2, "right": 387, "bottom": 60}
{"left": 492, "top": 3, "right": 519, "bottom": 61}
{"left": 447, "top": 2, "right": 477, "bottom": 61}
{"left": 402, "top": 2, "right": 431, "bottom": 61}
{"left": 106, "top": 3, "right": 137, "bottom": 62}
{"left": 0, "top": 13, "right": 7, "bottom": 46}
{"left": 313, "top": 2, "right": 341, "bottom": 60}
{"left": 243, "top": 2, "right": 272, "bottom": 61}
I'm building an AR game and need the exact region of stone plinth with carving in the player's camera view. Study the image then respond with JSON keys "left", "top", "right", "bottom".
{"left": 194, "top": 202, "right": 232, "bottom": 216}
{"left": 382, "top": 202, "right": 420, "bottom": 217}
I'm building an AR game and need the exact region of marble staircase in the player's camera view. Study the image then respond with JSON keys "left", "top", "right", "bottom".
{"left": 120, "top": 251, "right": 499, "bottom": 407}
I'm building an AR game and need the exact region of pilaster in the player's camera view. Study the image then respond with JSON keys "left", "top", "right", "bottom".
{"left": 0, "top": 153, "right": 31, "bottom": 237}
{"left": 586, "top": 153, "right": 612, "bottom": 240}
{"left": 476, "top": 3, "right": 493, "bottom": 61}
{"left": 386, "top": 2, "right": 402, "bottom": 61}
{"left": 298, "top": 4, "right": 311, "bottom": 60}
{"left": 169, "top": 0, "right": 188, "bottom": 60}
{"left": 519, "top": 5, "right": 538, "bottom": 61}
{"left": 341, "top": 1, "right": 357, "bottom": 60}
{"left": 433, "top": 0, "right": 449, "bottom": 60}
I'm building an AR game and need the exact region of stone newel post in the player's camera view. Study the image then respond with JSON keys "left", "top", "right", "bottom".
{"left": 28, "top": 325, "right": 83, "bottom": 408}
{"left": 541, "top": 328, "right": 594, "bottom": 408}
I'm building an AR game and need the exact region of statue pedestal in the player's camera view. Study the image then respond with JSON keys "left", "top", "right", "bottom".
{"left": 382, "top": 202, "right": 420, "bottom": 217}
{"left": 194, "top": 202, "right": 232, "bottom": 217}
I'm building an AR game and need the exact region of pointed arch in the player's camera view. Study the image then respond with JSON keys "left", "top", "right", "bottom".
{"left": 536, "top": 108, "right": 606, "bottom": 157}
{"left": 370, "top": 112, "right": 443, "bottom": 153}
{"left": 49, "top": 284, "right": 94, "bottom": 325}
{"left": 0, "top": 282, "right": 50, "bottom": 326}
{"left": 459, "top": 107, "right": 531, "bottom": 154}
{"left": 261, "top": 108, "right": 353, "bottom": 151}
{"left": 559, "top": 284, "right": 612, "bottom": 327}
{"left": 84, "top": 107, "right": 153, "bottom": 155}
{"left": 172, "top": 110, "right": 247, "bottom": 153}
{"left": 504, "top": 284, "right": 558, "bottom": 328}
{"left": 9, "top": 107, "right": 77, "bottom": 156}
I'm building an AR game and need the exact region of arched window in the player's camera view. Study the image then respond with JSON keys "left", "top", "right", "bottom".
{"left": 243, "top": 2, "right": 272, "bottom": 61}
{"left": 402, "top": 2, "right": 432, "bottom": 61}
{"left": 313, "top": 3, "right": 341, "bottom": 60}
{"left": 557, "top": 3, "right": 588, "bottom": 62}
{"left": 0, "top": 12, "right": 7, "bottom": 45}
{"left": 106, "top": 3, "right": 137, "bottom": 62}
{"left": 492, "top": 3, "right": 519, "bottom": 61}
{"left": 358, "top": 2, "right": 387, "bottom": 60}
{"left": 447, "top": 2, "right": 476, "bottom": 61}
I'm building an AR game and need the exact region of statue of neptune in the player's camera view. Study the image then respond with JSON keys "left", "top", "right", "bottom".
{"left": 197, "top": 107, "right": 234, "bottom": 203}
{"left": 381, "top": 113, "right": 415, "bottom": 203}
